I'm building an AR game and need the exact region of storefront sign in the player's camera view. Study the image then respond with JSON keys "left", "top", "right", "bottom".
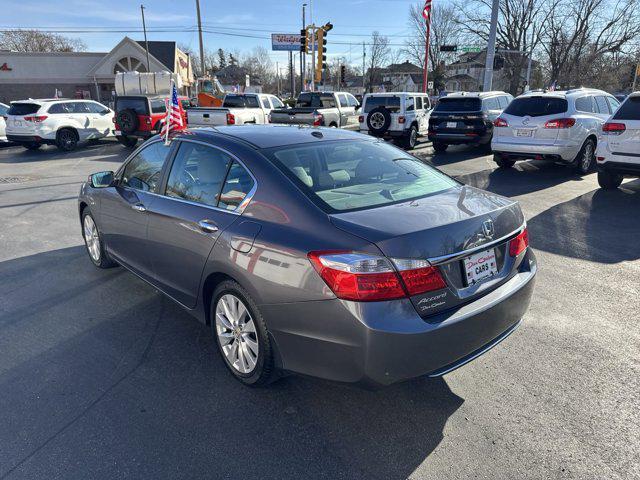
{"left": 271, "top": 34, "right": 302, "bottom": 51}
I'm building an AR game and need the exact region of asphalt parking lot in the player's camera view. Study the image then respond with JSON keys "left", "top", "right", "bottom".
{"left": 0, "top": 138, "right": 638, "bottom": 480}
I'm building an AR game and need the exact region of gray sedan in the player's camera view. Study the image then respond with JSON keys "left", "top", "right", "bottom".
{"left": 78, "top": 125, "right": 536, "bottom": 387}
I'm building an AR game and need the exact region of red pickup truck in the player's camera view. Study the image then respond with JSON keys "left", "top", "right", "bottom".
{"left": 113, "top": 94, "right": 190, "bottom": 147}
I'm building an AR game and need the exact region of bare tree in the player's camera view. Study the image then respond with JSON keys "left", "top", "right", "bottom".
{"left": 366, "top": 31, "right": 391, "bottom": 92}
{"left": 241, "top": 46, "right": 275, "bottom": 90}
{"left": 404, "top": 2, "right": 460, "bottom": 90}
{"left": 0, "top": 30, "right": 86, "bottom": 52}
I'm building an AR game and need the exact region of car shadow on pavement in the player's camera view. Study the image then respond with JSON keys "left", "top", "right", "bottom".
{"left": 456, "top": 160, "right": 585, "bottom": 197}
{"left": 0, "top": 246, "right": 464, "bottom": 480}
{"left": 527, "top": 179, "right": 640, "bottom": 263}
{"left": 0, "top": 139, "right": 126, "bottom": 164}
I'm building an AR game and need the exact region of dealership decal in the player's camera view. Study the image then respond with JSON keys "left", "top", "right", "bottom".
{"left": 0, "top": 63, "right": 12, "bottom": 71}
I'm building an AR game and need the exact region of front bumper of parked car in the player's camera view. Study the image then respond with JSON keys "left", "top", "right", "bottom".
{"left": 261, "top": 249, "right": 537, "bottom": 387}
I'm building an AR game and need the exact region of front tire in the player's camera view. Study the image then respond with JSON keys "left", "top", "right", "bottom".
{"left": 56, "top": 128, "right": 79, "bottom": 152}
{"left": 597, "top": 170, "right": 623, "bottom": 190}
{"left": 81, "top": 208, "right": 117, "bottom": 268}
{"left": 212, "top": 280, "right": 278, "bottom": 386}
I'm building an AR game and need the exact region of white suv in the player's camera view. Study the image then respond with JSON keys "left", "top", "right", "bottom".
{"left": 6, "top": 99, "right": 114, "bottom": 151}
{"left": 0, "top": 102, "right": 8, "bottom": 143}
{"left": 359, "top": 92, "right": 432, "bottom": 149}
{"left": 491, "top": 88, "right": 621, "bottom": 174}
{"left": 596, "top": 92, "right": 640, "bottom": 189}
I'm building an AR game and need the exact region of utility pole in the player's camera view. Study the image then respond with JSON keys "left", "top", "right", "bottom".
{"left": 300, "top": 3, "right": 306, "bottom": 94}
{"left": 310, "top": 0, "right": 315, "bottom": 91}
{"left": 633, "top": 62, "right": 639, "bottom": 91}
{"left": 362, "top": 41, "right": 366, "bottom": 92}
{"left": 195, "top": 0, "right": 205, "bottom": 76}
{"left": 140, "top": 5, "right": 151, "bottom": 72}
{"left": 525, "top": 25, "right": 535, "bottom": 90}
{"left": 483, "top": 0, "right": 499, "bottom": 91}
{"left": 276, "top": 61, "right": 280, "bottom": 97}
{"left": 289, "top": 51, "right": 295, "bottom": 97}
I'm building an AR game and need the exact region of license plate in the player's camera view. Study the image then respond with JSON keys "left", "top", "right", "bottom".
{"left": 516, "top": 128, "right": 534, "bottom": 137}
{"left": 463, "top": 249, "right": 498, "bottom": 285}
{"left": 446, "top": 121, "right": 457, "bottom": 128}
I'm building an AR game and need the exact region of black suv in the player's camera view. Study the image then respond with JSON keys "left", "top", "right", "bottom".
{"left": 428, "top": 91, "right": 513, "bottom": 153}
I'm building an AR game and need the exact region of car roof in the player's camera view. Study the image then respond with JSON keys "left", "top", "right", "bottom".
{"left": 365, "top": 92, "right": 428, "bottom": 97}
{"left": 444, "top": 91, "right": 509, "bottom": 99}
{"left": 519, "top": 88, "right": 610, "bottom": 99}
{"left": 176, "top": 124, "right": 368, "bottom": 149}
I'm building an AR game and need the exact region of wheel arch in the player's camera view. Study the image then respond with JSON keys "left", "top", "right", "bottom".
{"left": 56, "top": 126, "right": 80, "bottom": 141}
{"left": 202, "top": 271, "right": 238, "bottom": 326}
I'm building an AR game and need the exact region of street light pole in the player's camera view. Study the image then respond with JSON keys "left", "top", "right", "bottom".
{"left": 301, "top": 3, "right": 306, "bottom": 94}
{"left": 140, "top": 5, "right": 151, "bottom": 72}
{"left": 483, "top": 0, "right": 499, "bottom": 91}
{"left": 195, "top": 0, "right": 205, "bottom": 76}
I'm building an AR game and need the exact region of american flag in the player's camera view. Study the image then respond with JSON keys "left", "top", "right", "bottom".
{"left": 160, "top": 82, "right": 185, "bottom": 141}
{"left": 422, "top": 0, "right": 432, "bottom": 21}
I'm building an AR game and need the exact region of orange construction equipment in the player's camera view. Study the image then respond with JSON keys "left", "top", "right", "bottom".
{"left": 196, "top": 76, "right": 226, "bottom": 107}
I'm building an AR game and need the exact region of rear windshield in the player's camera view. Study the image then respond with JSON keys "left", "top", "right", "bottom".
{"left": 613, "top": 96, "right": 640, "bottom": 120}
{"left": 116, "top": 97, "right": 148, "bottom": 115}
{"left": 8, "top": 103, "right": 41, "bottom": 116}
{"left": 296, "top": 93, "right": 336, "bottom": 108}
{"left": 434, "top": 97, "right": 481, "bottom": 112}
{"left": 504, "top": 96, "right": 568, "bottom": 117}
{"left": 223, "top": 95, "right": 247, "bottom": 108}
{"left": 264, "top": 140, "right": 457, "bottom": 213}
{"left": 364, "top": 96, "right": 401, "bottom": 113}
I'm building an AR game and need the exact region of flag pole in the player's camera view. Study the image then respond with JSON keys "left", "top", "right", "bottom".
{"left": 423, "top": 4, "right": 432, "bottom": 93}
{"left": 165, "top": 79, "right": 173, "bottom": 145}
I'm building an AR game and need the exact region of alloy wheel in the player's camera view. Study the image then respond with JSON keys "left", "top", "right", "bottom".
{"left": 215, "top": 294, "right": 259, "bottom": 374}
{"left": 582, "top": 142, "right": 594, "bottom": 172}
{"left": 370, "top": 112, "right": 385, "bottom": 130}
{"left": 83, "top": 215, "right": 101, "bottom": 262}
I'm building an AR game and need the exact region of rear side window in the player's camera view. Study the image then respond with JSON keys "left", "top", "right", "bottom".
{"left": 406, "top": 97, "right": 415, "bottom": 111}
{"left": 121, "top": 141, "right": 171, "bottom": 192}
{"left": 223, "top": 95, "right": 246, "bottom": 108}
{"left": 594, "top": 96, "right": 610, "bottom": 114}
{"left": 483, "top": 97, "right": 500, "bottom": 110}
{"left": 266, "top": 140, "right": 457, "bottom": 213}
{"left": 504, "top": 96, "right": 568, "bottom": 117}
{"left": 363, "top": 96, "right": 401, "bottom": 113}
{"left": 497, "top": 96, "right": 509, "bottom": 109}
{"left": 218, "top": 161, "right": 255, "bottom": 211}
{"left": 116, "top": 97, "right": 148, "bottom": 115}
{"left": 48, "top": 103, "right": 71, "bottom": 114}
{"left": 150, "top": 99, "right": 166, "bottom": 114}
{"left": 245, "top": 96, "right": 260, "bottom": 108}
{"left": 434, "top": 97, "right": 481, "bottom": 112}
{"left": 86, "top": 102, "right": 107, "bottom": 113}
{"left": 71, "top": 102, "right": 91, "bottom": 113}
{"left": 613, "top": 96, "right": 640, "bottom": 120}
{"left": 8, "top": 103, "right": 41, "bottom": 116}
{"left": 575, "top": 96, "right": 595, "bottom": 113}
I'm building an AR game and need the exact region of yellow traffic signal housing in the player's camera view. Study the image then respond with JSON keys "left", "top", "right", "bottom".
{"left": 315, "top": 29, "right": 327, "bottom": 84}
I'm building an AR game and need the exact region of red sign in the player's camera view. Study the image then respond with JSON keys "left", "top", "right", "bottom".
{"left": 0, "top": 63, "right": 11, "bottom": 71}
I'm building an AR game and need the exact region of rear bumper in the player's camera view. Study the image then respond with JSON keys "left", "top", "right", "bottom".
{"left": 263, "top": 249, "right": 537, "bottom": 386}
{"left": 597, "top": 160, "right": 640, "bottom": 176}
{"left": 428, "top": 131, "right": 491, "bottom": 145}
{"left": 114, "top": 129, "right": 157, "bottom": 138}
{"left": 6, "top": 134, "right": 55, "bottom": 145}
{"left": 491, "top": 138, "right": 580, "bottom": 161}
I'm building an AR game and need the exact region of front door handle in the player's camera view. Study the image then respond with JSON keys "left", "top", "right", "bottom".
{"left": 131, "top": 203, "right": 146, "bottom": 212}
{"left": 198, "top": 219, "right": 219, "bottom": 233}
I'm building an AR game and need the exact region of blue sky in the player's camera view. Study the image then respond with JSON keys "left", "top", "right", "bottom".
{"left": 2, "top": 0, "right": 427, "bottom": 68}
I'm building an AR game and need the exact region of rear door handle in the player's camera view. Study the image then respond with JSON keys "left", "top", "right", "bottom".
{"left": 198, "top": 219, "right": 219, "bottom": 233}
{"left": 131, "top": 203, "right": 146, "bottom": 212}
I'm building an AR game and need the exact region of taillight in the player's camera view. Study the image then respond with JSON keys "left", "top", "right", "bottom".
{"left": 493, "top": 117, "right": 508, "bottom": 127}
{"left": 307, "top": 251, "right": 446, "bottom": 302}
{"left": 544, "top": 118, "right": 575, "bottom": 129}
{"left": 398, "top": 116, "right": 406, "bottom": 124}
{"left": 602, "top": 122, "right": 626, "bottom": 135}
{"left": 312, "top": 113, "right": 324, "bottom": 126}
{"left": 24, "top": 115, "right": 48, "bottom": 123}
{"left": 509, "top": 228, "right": 529, "bottom": 257}
{"left": 226, "top": 112, "right": 236, "bottom": 125}
{"left": 145, "top": 118, "right": 152, "bottom": 125}
{"left": 358, "top": 115, "right": 364, "bottom": 123}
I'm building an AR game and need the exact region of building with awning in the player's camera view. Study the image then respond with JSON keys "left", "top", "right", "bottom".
{"left": 0, "top": 36, "right": 193, "bottom": 104}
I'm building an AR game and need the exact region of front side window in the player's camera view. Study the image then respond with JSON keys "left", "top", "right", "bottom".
{"left": 218, "top": 161, "right": 255, "bottom": 211}
{"left": 271, "top": 97, "right": 285, "bottom": 109}
{"left": 266, "top": 140, "right": 457, "bottom": 213}
{"left": 165, "top": 142, "right": 232, "bottom": 207}
{"left": 87, "top": 102, "right": 107, "bottom": 114}
{"left": 346, "top": 94, "right": 359, "bottom": 107}
{"left": 415, "top": 97, "right": 423, "bottom": 110}
{"left": 121, "top": 141, "right": 171, "bottom": 192}
{"left": 607, "top": 97, "right": 621, "bottom": 112}
{"left": 71, "top": 102, "right": 91, "bottom": 113}
{"left": 260, "top": 96, "right": 271, "bottom": 109}
{"left": 338, "top": 94, "right": 349, "bottom": 108}
{"left": 405, "top": 97, "right": 415, "bottom": 111}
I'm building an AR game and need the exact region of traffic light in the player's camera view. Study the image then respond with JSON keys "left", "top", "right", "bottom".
{"left": 340, "top": 65, "right": 346, "bottom": 85}
{"left": 315, "top": 28, "right": 327, "bottom": 84}
{"left": 493, "top": 55, "right": 505, "bottom": 70}
{"left": 300, "top": 29, "right": 306, "bottom": 53}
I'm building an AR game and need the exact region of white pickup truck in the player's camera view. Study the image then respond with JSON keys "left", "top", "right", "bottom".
{"left": 187, "top": 93, "right": 285, "bottom": 127}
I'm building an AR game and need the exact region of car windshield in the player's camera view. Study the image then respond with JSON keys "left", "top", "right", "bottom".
{"left": 265, "top": 140, "right": 458, "bottom": 213}
{"left": 434, "top": 97, "right": 481, "bottom": 112}
{"left": 364, "top": 96, "right": 401, "bottom": 113}
{"left": 296, "top": 93, "right": 336, "bottom": 108}
{"left": 8, "top": 103, "right": 41, "bottom": 116}
{"left": 116, "top": 97, "right": 148, "bottom": 115}
{"left": 504, "top": 96, "right": 568, "bottom": 117}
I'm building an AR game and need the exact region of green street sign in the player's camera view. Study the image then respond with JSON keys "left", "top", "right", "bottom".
{"left": 460, "top": 46, "right": 482, "bottom": 53}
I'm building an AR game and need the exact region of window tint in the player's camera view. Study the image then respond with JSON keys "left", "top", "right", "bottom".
{"left": 363, "top": 96, "right": 401, "bottom": 113}
{"left": 8, "top": 103, "right": 41, "bottom": 116}
{"left": 607, "top": 97, "right": 621, "bottom": 112}
{"left": 575, "top": 96, "right": 595, "bottom": 113}
{"left": 337, "top": 94, "right": 348, "bottom": 108}
{"left": 484, "top": 97, "right": 500, "bottom": 110}
{"left": 594, "top": 96, "right": 610, "bottom": 114}
{"left": 218, "top": 161, "right": 255, "bottom": 211}
{"left": 296, "top": 92, "right": 336, "bottom": 108}
{"left": 613, "top": 96, "right": 640, "bottom": 120}
{"left": 503, "top": 96, "right": 568, "bottom": 117}
{"left": 434, "top": 97, "right": 481, "bottom": 112}
{"left": 245, "top": 96, "right": 260, "bottom": 108}
{"left": 165, "top": 142, "right": 231, "bottom": 207}
{"left": 405, "top": 97, "right": 415, "bottom": 111}
{"left": 223, "top": 95, "right": 246, "bottom": 108}
{"left": 47, "top": 103, "right": 71, "bottom": 114}
{"left": 346, "top": 94, "right": 359, "bottom": 107}
{"left": 266, "top": 140, "right": 457, "bottom": 213}
{"left": 86, "top": 102, "right": 107, "bottom": 113}
{"left": 121, "top": 141, "right": 170, "bottom": 192}
{"left": 116, "top": 97, "right": 148, "bottom": 115}
{"left": 415, "top": 97, "right": 423, "bottom": 110}
{"left": 271, "top": 97, "right": 284, "bottom": 108}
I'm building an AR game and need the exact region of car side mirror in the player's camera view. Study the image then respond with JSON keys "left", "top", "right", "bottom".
{"left": 90, "top": 171, "right": 114, "bottom": 188}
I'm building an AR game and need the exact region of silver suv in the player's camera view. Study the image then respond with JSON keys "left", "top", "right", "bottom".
{"left": 491, "top": 88, "right": 621, "bottom": 174}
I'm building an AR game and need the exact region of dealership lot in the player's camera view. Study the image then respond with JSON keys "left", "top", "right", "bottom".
{"left": 0, "top": 140, "right": 638, "bottom": 479}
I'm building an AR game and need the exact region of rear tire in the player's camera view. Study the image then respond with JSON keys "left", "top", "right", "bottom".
{"left": 56, "top": 128, "right": 79, "bottom": 152}
{"left": 597, "top": 170, "right": 623, "bottom": 190}
{"left": 494, "top": 154, "right": 515, "bottom": 168}
{"left": 574, "top": 138, "right": 596, "bottom": 175}
{"left": 432, "top": 141, "right": 448, "bottom": 153}
{"left": 24, "top": 143, "right": 42, "bottom": 151}
{"left": 117, "top": 135, "right": 138, "bottom": 148}
{"left": 212, "top": 280, "right": 279, "bottom": 387}
{"left": 81, "top": 208, "right": 118, "bottom": 269}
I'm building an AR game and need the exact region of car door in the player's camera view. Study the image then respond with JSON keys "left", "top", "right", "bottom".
{"left": 415, "top": 96, "right": 429, "bottom": 134}
{"left": 86, "top": 101, "right": 112, "bottom": 137}
{"left": 145, "top": 140, "right": 256, "bottom": 307}
{"left": 99, "top": 140, "right": 173, "bottom": 279}
{"left": 69, "top": 102, "right": 92, "bottom": 139}
{"left": 259, "top": 95, "right": 272, "bottom": 122}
